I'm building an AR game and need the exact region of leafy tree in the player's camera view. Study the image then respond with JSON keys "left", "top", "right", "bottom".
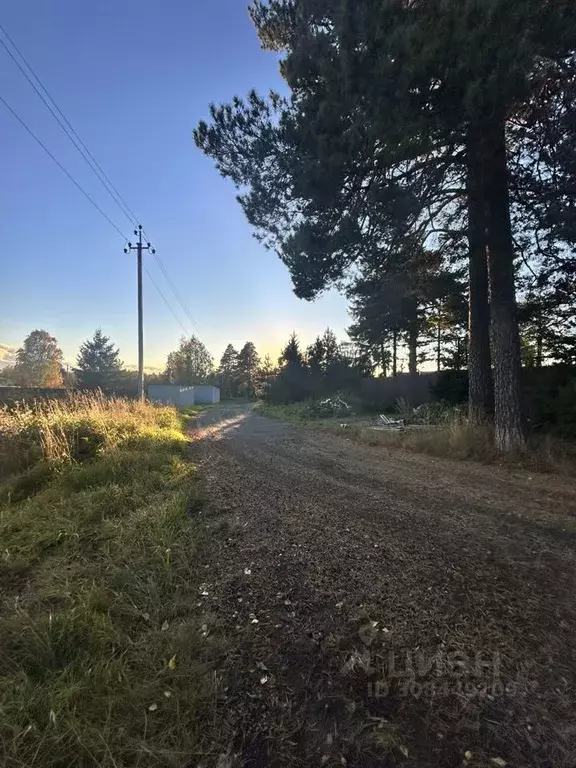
{"left": 237, "top": 342, "right": 260, "bottom": 398}
{"left": 348, "top": 243, "right": 455, "bottom": 375}
{"left": 13, "top": 330, "right": 63, "bottom": 387}
{"left": 75, "top": 329, "right": 124, "bottom": 389}
{"left": 218, "top": 344, "right": 239, "bottom": 398}
{"left": 338, "top": 342, "right": 374, "bottom": 378}
{"left": 164, "top": 336, "right": 213, "bottom": 385}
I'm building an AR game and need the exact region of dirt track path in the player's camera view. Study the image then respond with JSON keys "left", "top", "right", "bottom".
{"left": 190, "top": 405, "right": 576, "bottom": 768}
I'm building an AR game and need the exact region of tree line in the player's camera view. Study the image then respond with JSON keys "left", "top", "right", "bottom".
{"left": 2, "top": 326, "right": 373, "bottom": 401}
{"left": 1, "top": 328, "right": 274, "bottom": 398}
{"left": 194, "top": 0, "right": 576, "bottom": 452}
{"left": 2, "top": 329, "right": 136, "bottom": 390}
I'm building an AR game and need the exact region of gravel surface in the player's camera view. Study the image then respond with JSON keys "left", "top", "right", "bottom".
{"left": 190, "top": 405, "right": 576, "bottom": 768}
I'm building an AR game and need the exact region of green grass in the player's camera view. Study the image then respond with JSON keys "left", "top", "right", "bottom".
{"left": 0, "top": 394, "right": 213, "bottom": 767}
{"left": 256, "top": 401, "right": 349, "bottom": 426}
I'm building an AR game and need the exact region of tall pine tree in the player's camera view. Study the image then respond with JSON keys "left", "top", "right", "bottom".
{"left": 237, "top": 342, "right": 260, "bottom": 398}
{"left": 196, "top": 0, "right": 576, "bottom": 450}
{"left": 218, "top": 344, "right": 239, "bottom": 398}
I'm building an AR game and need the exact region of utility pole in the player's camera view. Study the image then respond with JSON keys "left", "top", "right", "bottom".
{"left": 125, "top": 225, "right": 155, "bottom": 401}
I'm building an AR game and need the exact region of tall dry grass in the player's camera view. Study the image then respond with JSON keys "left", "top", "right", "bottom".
{"left": 0, "top": 391, "right": 184, "bottom": 478}
{"left": 258, "top": 402, "right": 576, "bottom": 474}
{"left": 355, "top": 418, "right": 576, "bottom": 473}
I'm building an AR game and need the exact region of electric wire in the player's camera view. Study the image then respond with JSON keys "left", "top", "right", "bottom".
{"left": 1, "top": 22, "right": 202, "bottom": 338}
{"left": 0, "top": 24, "right": 140, "bottom": 227}
{"left": 0, "top": 92, "right": 128, "bottom": 239}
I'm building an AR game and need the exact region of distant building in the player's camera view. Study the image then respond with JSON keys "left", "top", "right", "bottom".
{"left": 147, "top": 384, "right": 220, "bottom": 407}
{"left": 192, "top": 385, "right": 221, "bottom": 404}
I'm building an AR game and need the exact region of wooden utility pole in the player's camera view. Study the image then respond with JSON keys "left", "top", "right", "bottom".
{"left": 125, "top": 225, "right": 154, "bottom": 401}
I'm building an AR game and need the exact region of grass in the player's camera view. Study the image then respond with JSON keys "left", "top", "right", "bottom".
{"left": 257, "top": 401, "right": 576, "bottom": 474}
{"left": 0, "top": 393, "right": 213, "bottom": 767}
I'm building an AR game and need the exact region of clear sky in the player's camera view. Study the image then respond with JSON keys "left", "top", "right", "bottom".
{"left": 0, "top": 0, "right": 350, "bottom": 370}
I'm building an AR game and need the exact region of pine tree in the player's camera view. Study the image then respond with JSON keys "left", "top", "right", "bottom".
{"left": 254, "top": 353, "right": 277, "bottom": 398}
{"left": 237, "top": 342, "right": 260, "bottom": 398}
{"left": 278, "top": 332, "right": 303, "bottom": 368}
{"left": 13, "top": 330, "right": 63, "bottom": 387}
{"left": 218, "top": 344, "right": 239, "bottom": 398}
{"left": 320, "top": 329, "right": 340, "bottom": 369}
{"left": 75, "top": 329, "right": 124, "bottom": 389}
{"left": 306, "top": 337, "right": 325, "bottom": 370}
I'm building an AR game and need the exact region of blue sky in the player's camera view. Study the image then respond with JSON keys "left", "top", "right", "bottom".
{"left": 0, "top": 0, "right": 350, "bottom": 369}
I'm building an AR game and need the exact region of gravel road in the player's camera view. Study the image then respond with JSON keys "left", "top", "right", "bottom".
{"left": 190, "top": 405, "right": 576, "bottom": 768}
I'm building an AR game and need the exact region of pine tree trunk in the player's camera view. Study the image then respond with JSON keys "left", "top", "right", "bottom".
{"left": 466, "top": 127, "right": 494, "bottom": 423}
{"left": 380, "top": 341, "right": 388, "bottom": 377}
{"left": 408, "top": 324, "right": 418, "bottom": 375}
{"left": 483, "top": 119, "right": 525, "bottom": 452}
{"left": 436, "top": 311, "right": 442, "bottom": 372}
{"left": 536, "top": 317, "right": 543, "bottom": 367}
{"left": 392, "top": 331, "right": 398, "bottom": 377}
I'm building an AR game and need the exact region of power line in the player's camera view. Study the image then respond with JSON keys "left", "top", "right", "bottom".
{"left": 1, "top": 21, "right": 203, "bottom": 340}
{"left": 143, "top": 264, "right": 193, "bottom": 338}
{"left": 0, "top": 23, "right": 139, "bottom": 227}
{"left": 1, "top": 90, "right": 195, "bottom": 339}
{"left": 153, "top": 251, "right": 202, "bottom": 335}
{"left": 0, "top": 92, "right": 128, "bottom": 238}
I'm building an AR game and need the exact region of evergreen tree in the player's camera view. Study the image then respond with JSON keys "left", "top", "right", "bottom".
{"left": 279, "top": 332, "right": 304, "bottom": 368}
{"left": 13, "top": 330, "right": 63, "bottom": 387}
{"left": 255, "top": 353, "right": 277, "bottom": 398}
{"left": 320, "top": 328, "right": 340, "bottom": 369}
{"left": 218, "top": 344, "right": 239, "bottom": 398}
{"left": 237, "top": 342, "right": 260, "bottom": 398}
{"left": 164, "top": 336, "right": 213, "bottom": 385}
{"left": 270, "top": 332, "right": 309, "bottom": 402}
{"left": 75, "top": 329, "right": 124, "bottom": 389}
{"left": 306, "top": 337, "right": 325, "bottom": 370}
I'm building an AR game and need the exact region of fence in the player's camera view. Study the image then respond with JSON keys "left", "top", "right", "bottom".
{"left": 357, "top": 373, "right": 440, "bottom": 410}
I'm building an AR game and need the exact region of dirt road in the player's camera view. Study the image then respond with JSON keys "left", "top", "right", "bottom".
{"left": 190, "top": 405, "right": 576, "bottom": 768}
